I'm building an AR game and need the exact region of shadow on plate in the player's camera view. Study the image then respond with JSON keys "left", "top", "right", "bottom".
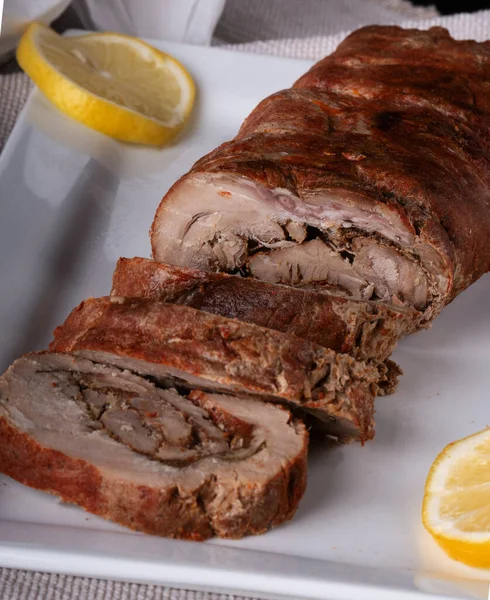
{"left": 3, "top": 130, "right": 118, "bottom": 365}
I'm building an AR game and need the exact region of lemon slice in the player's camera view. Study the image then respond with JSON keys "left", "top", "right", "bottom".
{"left": 423, "top": 428, "right": 490, "bottom": 568}
{"left": 16, "top": 23, "right": 195, "bottom": 146}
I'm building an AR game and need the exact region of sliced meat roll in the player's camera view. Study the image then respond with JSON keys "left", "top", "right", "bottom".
{"left": 111, "top": 257, "right": 417, "bottom": 362}
{"left": 0, "top": 352, "right": 307, "bottom": 540}
{"left": 151, "top": 26, "right": 490, "bottom": 324}
{"left": 50, "top": 297, "right": 379, "bottom": 442}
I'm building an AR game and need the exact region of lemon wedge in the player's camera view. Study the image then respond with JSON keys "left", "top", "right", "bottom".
{"left": 16, "top": 23, "right": 195, "bottom": 146}
{"left": 423, "top": 428, "right": 490, "bottom": 568}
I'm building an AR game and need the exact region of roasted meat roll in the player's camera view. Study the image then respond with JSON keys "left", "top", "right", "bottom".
{"left": 151, "top": 26, "right": 490, "bottom": 324}
{"left": 0, "top": 352, "right": 307, "bottom": 539}
{"left": 49, "top": 296, "right": 380, "bottom": 442}
{"left": 111, "top": 257, "right": 416, "bottom": 362}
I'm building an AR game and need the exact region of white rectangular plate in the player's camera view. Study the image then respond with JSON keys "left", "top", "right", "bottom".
{"left": 1, "top": 37, "right": 490, "bottom": 600}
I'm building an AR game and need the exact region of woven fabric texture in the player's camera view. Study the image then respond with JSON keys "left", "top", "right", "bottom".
{"left": 0, "top": 63, "right": 32, "bottom": 152}
{"left": 0, "top": 570, "right": 260, "bottom": 600}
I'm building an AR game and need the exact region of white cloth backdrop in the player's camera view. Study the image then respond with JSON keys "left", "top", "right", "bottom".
{"left": 1, "top": 1, "right": 490, "bottom": 599}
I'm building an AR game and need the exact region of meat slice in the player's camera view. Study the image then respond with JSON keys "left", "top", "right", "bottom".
{"left": 0, "top": 352, "right": 307, "bottom": 540}
{"left": 150, "top": 26, "right": 490, "bottom": 324}
{"left": 111, "top": 257, "right": 417, "bottom": 362}
{"left": 49, "top": 297, "right": 380, "bottom": 442}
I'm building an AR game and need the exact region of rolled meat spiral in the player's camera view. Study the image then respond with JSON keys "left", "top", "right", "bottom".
{"left": 151, "top": 26, "right": 490, "bottom": 324}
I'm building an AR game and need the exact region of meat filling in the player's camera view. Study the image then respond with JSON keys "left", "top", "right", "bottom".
{"left": 79, "top": 374, "right": 263, "bottom": 467}
{"left": 247, "top": 237, "right": 428, "bottom": 309}
{"left": 152, "top": 174, "right": 436, "bottom": 312}
{"left": 22, "top": 364, "right": 265, "bottom": 469}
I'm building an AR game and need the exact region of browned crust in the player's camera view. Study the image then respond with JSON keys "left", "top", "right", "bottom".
{"left": 376, "top": 358, "right": 403, "bottom": 397}
{"left": 0, "top": 412, "right": 307, "bottom": 540}
{"left": 111, "top": 257, "right": 417, "bottom": 362}
{"left": 49, "top": 297, "right": 379, "bottom": 441}
{"left": 150, "top": 26, "right": 490, "bottom": 316}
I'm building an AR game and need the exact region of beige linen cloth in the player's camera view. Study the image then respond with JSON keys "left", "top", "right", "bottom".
{"left": 1, "top": 1, "right": 489, "bottom": 599}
